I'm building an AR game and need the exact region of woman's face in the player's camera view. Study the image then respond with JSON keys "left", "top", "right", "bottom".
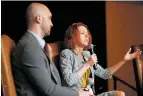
{"left": 74, "top": 26, "right": 89, "bottom": 48}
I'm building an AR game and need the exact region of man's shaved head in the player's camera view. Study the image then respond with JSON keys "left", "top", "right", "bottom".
{"left": 25, "top": 3, "right": 53, "bottom": 37}
{"left": 25, "top": 3, "right": 51, "bottom": 26}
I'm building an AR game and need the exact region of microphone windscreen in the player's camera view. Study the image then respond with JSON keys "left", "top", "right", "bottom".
{"left": 88, "top": 44, "right": 94, "bottom": 50}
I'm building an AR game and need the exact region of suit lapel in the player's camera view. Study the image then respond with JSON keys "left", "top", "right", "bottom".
{"left": 26, "top": 31, "right": 61, "bottom": 85}
{"left": 44, "top": 52, "right": 61, "bottom": 84}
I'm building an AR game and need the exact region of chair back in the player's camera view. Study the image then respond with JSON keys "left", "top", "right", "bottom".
{"left": 131, "top": 44, "right": 143, "bottom": 96}
{"left": 1, "top": 34, "right": 17, "bottom": 96}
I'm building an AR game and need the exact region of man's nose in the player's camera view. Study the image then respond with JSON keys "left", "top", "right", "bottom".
{"left": 51, "top": 22, "right": 53, "bottom": 27}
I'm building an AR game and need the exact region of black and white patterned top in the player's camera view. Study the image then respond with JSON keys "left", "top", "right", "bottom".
{"left": 60, "top": 49, "right": 112, "bottom": 91}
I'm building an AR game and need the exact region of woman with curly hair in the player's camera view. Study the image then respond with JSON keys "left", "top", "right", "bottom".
{"left": 60, "top": 22, "right": 141, "bottom": 96}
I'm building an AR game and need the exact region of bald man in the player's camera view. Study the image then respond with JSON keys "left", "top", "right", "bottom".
{"left": 12, "top": 3, "right": 91, "bottom": 96}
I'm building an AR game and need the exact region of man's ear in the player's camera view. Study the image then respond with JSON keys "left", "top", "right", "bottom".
{"left": 36, "top": 15, "right": 42, "bottom": 24}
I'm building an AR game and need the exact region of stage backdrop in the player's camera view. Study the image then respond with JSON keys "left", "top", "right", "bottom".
{"left": 106, "top": 1, "right": 143, "bottom": 96}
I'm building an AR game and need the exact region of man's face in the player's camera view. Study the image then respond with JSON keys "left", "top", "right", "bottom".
{"left": 42, "top": 10, "right": 53, "bottom": 36}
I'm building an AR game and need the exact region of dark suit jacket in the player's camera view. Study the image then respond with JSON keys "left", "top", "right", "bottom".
{"left": 12, "top": 31, "right": 78, "bottom": 96}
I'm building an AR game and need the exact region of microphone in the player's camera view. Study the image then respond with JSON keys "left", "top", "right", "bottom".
{"left": 88, "top": 44, "right": 95, "bottom": 55}
{"left": 84, "top": 78, "right": 94, "bottom": 96}
{"left": 88, "top": 44, "right": 97, "bottom": 70}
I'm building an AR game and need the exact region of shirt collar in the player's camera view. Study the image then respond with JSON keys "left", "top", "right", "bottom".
{"left": 28, "top": 30, "right": 46, "bottom": 49}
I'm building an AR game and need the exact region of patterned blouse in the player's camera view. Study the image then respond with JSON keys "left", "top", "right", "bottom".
{"left": 59, "top": 49, "right": 112, "bottom": 91}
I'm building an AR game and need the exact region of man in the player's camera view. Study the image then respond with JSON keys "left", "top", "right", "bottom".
{"left": 12, "top": 2, "right": 91, "bottom": 96}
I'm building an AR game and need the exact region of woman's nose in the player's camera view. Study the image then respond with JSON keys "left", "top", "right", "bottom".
{"left": 85, "top": 34, "right": 89, "bottom": 38}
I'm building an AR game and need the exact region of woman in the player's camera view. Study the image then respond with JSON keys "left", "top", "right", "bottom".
{"left": 59, "top": 22, "right": 141, "bottom": 96}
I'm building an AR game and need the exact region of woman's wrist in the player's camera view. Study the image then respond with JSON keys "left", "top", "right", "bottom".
{"left": 122, "top": 59, "right": 127, "bottom": 63}
{"left": 84, "top": 62, "right": 91, "bottom": 69}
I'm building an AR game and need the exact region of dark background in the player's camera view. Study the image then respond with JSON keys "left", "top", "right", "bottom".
{"left": 1, "top": 1, "right": 107, "bottom": 94}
